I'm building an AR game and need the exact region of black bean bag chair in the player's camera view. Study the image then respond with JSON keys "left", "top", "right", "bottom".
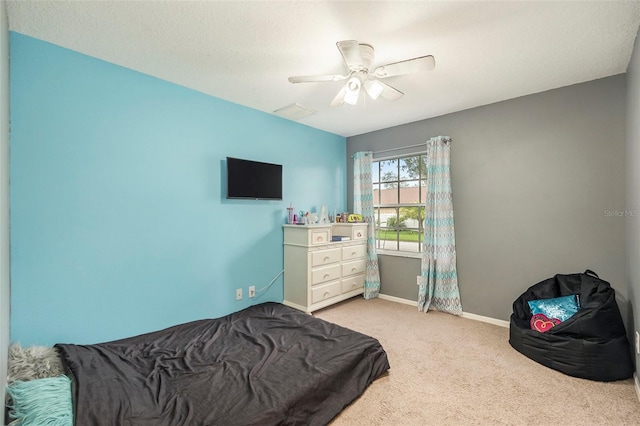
{"left": 509, "top": 270, "right": 633, "bottom": 382}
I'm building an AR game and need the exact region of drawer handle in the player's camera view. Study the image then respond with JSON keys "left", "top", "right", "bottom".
{"left": 351, "top": 251, "right": 357, "bottom": 256}
{"left": 323, "top": 291, "right": 330, "bottom": 298}
{"left": 323, "top": 256, "right": 330, "bottom": 261}
{"left": 351, "top": 267, "right": 357, "bottom": 272}
{"left": 323, "top": 274, "right": 330, "bottom": 279}
{"left": 351, "top": 283, "right": 357, "bottom": 288}
{"left": 357, "top": 232, "right": 362, "bottom": 237}
{"left": 316, "top": 236, "right": 323, "bottom": 242}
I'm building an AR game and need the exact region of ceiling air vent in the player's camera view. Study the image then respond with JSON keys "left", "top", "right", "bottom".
{"left": 273, "top": 103, "right": 317, "bottom": 120}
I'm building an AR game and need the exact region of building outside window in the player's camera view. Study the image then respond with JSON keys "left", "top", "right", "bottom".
{"left": 372, "top": 154, "right": 427, "bottom": 254}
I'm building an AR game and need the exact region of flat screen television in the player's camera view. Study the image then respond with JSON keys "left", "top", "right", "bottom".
{"left": 226, "top": 157, "right": 283, "bottom": 200}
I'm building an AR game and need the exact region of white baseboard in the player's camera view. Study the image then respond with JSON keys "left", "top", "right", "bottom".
{"left": 635, "top": 373, "right": 640, "bottom": 404}
{"left": 461, "top": 312, "right": 510, "bottom": 328}
{"left": 378, "top": 293, "right": 509, "bottom": 328}
{"left": 378, "top": 293, "right": 418, "bottom": 307}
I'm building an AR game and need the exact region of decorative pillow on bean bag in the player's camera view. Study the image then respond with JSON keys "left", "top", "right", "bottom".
{"left": 528, "top": 294, "right": 580, "bottom": 323}
{"left": 530, "top": 313, "right": 562, "bottom": 333}
{"left": 6, "top": 375, "right": 73, "bottom": 426}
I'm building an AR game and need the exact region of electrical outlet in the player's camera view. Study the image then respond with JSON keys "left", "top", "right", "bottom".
{"left": 635, "top": 331, "right": 640, "bottom": 355}
{"left": 249, "top": 286, "right": 256, "bottom": 298}
{"left": 236, "top": 288, "right": 242, "bottom": 300}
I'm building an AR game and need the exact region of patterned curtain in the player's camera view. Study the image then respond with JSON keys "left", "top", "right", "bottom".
{"left": 353, "top": 151, "right": 381, "bottom": 299}
{"left": 418, "top": 136, "right": 462, "bottom": 315}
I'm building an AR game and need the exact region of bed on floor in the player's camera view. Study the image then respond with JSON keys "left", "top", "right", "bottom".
{"left": 52, "top": 302, "right": 389, "bottom": 425}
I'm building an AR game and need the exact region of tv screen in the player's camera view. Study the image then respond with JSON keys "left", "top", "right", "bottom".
{"left": 226, "top": 157, "right": 283, "bottom": 200}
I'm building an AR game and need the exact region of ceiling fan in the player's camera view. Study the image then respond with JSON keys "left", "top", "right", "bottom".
{"left": 288, "top": 40, "right": 435, "bottom": 107}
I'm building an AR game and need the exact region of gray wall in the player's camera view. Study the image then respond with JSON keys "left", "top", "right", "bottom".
{"left": 348, "top": 75, "right": 627, "bottom": 322}
{"left": 379, "top": 255, "right": 421, "bottom": 301}
{"left": 1, "top": 0, "right": 10, "bottom": 415}
{"left": 626, "top": 27, "right": 640, "bottom": 373}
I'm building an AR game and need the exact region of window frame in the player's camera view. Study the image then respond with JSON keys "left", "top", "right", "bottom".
{"left": 372, "top": 153, "right": 427, "bottom": 257}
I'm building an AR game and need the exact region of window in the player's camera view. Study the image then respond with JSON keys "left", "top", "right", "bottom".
{"left": 372, "top": 154, "right": 427, "bottom": 253}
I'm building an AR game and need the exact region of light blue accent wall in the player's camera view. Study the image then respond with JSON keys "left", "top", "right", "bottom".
{"left": 10, "top": 32, "right": 346, "bottom": 346}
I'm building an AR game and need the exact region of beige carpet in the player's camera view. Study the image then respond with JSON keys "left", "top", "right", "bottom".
{"left": 314, "top": 297, "right": 640, "bottom": 425}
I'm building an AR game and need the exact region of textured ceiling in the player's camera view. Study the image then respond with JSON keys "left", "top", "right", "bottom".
{"left": 7, "top": 1, "right": 640, "bottom": 137}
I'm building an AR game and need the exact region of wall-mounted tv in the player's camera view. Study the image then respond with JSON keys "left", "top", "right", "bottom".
{"left": 226, "top": 157, "right": 283, "bottom": 200}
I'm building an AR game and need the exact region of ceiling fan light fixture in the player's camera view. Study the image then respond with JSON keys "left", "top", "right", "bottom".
{"left": 344, "top": 76, "right": 362, "bottom": 105}
{"left": 344, "top": 90, "right": 359, "bottom": 105}
{"left": 364, "top": 80, "right": 384, "bottom": 100}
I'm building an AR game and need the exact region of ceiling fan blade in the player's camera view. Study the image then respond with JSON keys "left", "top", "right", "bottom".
{"left": 377, "top": 80, "right": 404, "bottom": 101}
{"left": 337, "top": 40, "right": 364, "bottom": 71}
{"left": 329, "top": 85, "right": 347, "bottom": 107}
{"left": 288, "top": 74, "right": 348, "bottom": 84}
{"left": 373, "top": 55, "right": 435, "bottom": 78}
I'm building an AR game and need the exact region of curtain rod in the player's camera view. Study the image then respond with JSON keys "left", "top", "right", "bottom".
{"left": 351, "top": 137, "right": 450, "bottom": 158}
{"left": 351, "top": 142, "right": 426, "bottom": 158}
{"left": 372, "top": 142, "right": 426, "bottom": 155}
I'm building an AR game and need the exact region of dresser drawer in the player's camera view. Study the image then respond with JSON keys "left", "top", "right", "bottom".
{"left": 342, "top": 259, "right": 366, "bottom": 277}
{"left": 283, "top": 225, "right": 331, "bottom": 246}
{"left": 311, "top": 281, "right": 341, "bottom": 304}
{"left": 311, "top": 248, "right": 341, "bottom": 267}
{"left": 342, "top": 273, "right": 365, "bottom": 293}
{"left": 342, "top": 244, "right": 366, "bottom": 261}
{"left": 311, "top": 264, "right": 341, "bottom": 285}
{"left": 310, "top": 228, "right": 331, "bottom": 245}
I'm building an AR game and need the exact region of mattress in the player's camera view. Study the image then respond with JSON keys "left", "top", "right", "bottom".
{"left": 55, "top": 302, "right": 390, "bottom": 425}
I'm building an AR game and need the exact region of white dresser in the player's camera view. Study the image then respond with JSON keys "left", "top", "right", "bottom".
{"left": 283, "top": 223, "right": 367, "bottom": 313}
